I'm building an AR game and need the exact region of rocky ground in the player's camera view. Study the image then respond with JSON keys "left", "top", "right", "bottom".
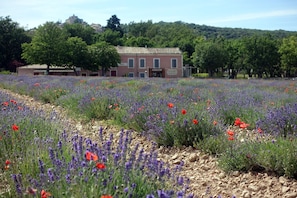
{"left": 1, "top": 88, "right": 297, "bottom": 198}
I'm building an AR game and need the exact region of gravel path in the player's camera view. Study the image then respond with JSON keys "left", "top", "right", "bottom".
{"left": 1, "top": 88, "right": 297, "bottom": 198}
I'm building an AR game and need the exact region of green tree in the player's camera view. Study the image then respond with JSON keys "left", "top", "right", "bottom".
{"left": 124, "top": 36, "right": 154, "bottom": 47}
{"left": 87, "top": 42, "right": 120, "bottom": 75}
{"left": 193, "top": 40, "right": 227, "bottom": 77}
{"left": 96, "top": 29, "right": 123, "bottom": 46}
{"left": 279, "top": 35, "right": 297, "bottom": 77}
{"left": 243, "top": 34, "right": 280, "bottom": 78}
{"left": 64, "top": 37, "right": 89, "bottom": 75}
{"left": 106, "top": 15, "right": 123, "bottom": 37}
{"left": 21, "top": 22, "right": 68, "bottom": 74}
{"left": 0, "top": 16, "right": 30, "bottom": 71}
{"left": 63, "top": 23, "right": 95, "bottom": 45}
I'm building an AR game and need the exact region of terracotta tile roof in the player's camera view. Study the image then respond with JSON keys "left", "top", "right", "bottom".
{"left": 115, "top": 46, "right": 182, "bottom": 54}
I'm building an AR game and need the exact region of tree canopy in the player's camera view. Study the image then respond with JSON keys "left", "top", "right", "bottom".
{"left": 2, "top": 14, "right": 297, "bottom": 77}
{"left": 87, "top": 41, "right": 120, "bottom": 75}
{"left": 22, "top": 22, "right": 69, "bottom": 74}
{"left": 0, "top": 16, "right": 30, "bottom": 71}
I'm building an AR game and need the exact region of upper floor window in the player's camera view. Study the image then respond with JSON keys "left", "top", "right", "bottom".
{"left": 153, "top": 58, "right": 160, "bottom": 68}
{"left": 139, "top": 58, "right": 146, "bottom": 68}
{"left": 171, "top": 59, "right": 177, "bottom": 68}
{"left": 128, "top": 58, "right": 134, "bottom": 68}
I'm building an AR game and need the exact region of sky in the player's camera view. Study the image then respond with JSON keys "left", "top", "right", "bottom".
{"left": 1, "top": 0, "right": 297, "bottom": 31}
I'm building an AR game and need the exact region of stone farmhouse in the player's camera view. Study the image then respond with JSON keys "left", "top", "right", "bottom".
{"left": 17, "top": 46, "right": 185, "bottom": 78}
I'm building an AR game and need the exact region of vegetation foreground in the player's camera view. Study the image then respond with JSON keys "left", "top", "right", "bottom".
{"left": 0, "top": 75, "right": 297, "bottom": 197}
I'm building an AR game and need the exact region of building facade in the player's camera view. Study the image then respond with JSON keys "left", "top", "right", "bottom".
{"left": 17, "top": 46, "right": 184, "bottom": 78}
{"left": 109, "top": 46, "right": 183, "bottom": 78}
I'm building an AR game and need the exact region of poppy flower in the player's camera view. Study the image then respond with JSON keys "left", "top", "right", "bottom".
{"left": 167, "top": 103, "right": 174, "bottom": 108}
{"left": 5, "top": 160, "right": 10, "bottom": 165}
{"left": 213, "top": 120, "right": 218, "bottom": 125}
{"left": 181, "top": 109, "right": 187, "bottom": 115}
{"left": 12, "top": 124, "right": 19, "bottom": 131}
{"left": 10, "top": 100, "right": 17, "bottom": 104}
{"left": 85, "top": 151, "right": 98, "bottom": 161}
{"left": 257, "top": 128, "right": 263, "bottom": 133}
{"left": 41, "top": 189, "right": 51, "bottom": 198}
{"left": 228, "top": 136, "right": 234, "bottom": 141}
{"left": 239, "top": 122, "right": 249, "bottom": 129}
{"left": 101, "top": 195, "right": 112, "bottom": 198}
{"left": 91, "top": 97, "right": 96, "bottom": 101}
{"left": 192, "top": 119, "right": 198, "bottom": 125}
{"left": 2, "top": 102, "right": 9, "bottom": 106}
{"left": 227, "top": 130, "right": 234, "bottom": 136}
{"left": 234, "top": 118, "right": 242, "bottom": 126}
{"left": 96, "top": 162, "right": 106, "bottom": 169}
{"left": 34, "top": 83, "right": 40, "bottom": 87}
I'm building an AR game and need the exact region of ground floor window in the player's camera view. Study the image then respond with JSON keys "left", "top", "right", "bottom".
{"left": 128, "top": 72, "right": 134, "bottom": 77}
{"left": 139, "top": 72, "right": 145, "bottom": 78}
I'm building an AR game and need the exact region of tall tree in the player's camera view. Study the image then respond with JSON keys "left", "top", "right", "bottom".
{"left": 106, "top": 15, "right": 123, "bottom": 37}
{"left": 193, "top": 40, "right": 227, "bottom": 77}
{"left": 63, "top": 23, "right": 95, "bottom": 45}
{"left": 279, "top": 35, "right": 297, "bottom": 77}
{"left": 0, "top": 16, "right": 30, "bottom": 71}
{"left": 21, "top": 22, "right": 68, "bottom": 74}
{"left": 64, "top": 36, "right": 89, "bottom": 75}
{"left": 243, "top": 34, "right": 280, "bottom": 78}
{"left": 96, "top": 29, "right": 123, "bottom": 46}
{"left": 87, "top": 42, "right": 120, "bottom": 75}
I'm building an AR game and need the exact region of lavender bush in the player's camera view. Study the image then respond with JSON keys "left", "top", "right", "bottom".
{"left": 1, "top": 75, "right": 297, "bottom": 179}
{"left": 0, "top": 89, "right": 194, "bottom": 197}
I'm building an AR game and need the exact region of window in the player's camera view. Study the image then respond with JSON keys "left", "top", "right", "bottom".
{"left": 139, "top": 58, "right": 146, "bottom": 68}
{"left": 128, "top": 58, "right": 134, "bottom": 68}
{"left": 171, "top": 59, "right": 177, "bottom": 68}
{"left": 139, "top": 72, "right": 145, "bottom": 78}
{"left": 153, "top": 58, "right": 160, "bottom": 68}
{"left": 128, "top": 72, "right": 134, "bottom": 77}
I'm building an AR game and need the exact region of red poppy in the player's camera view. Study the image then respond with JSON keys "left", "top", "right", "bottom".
{"left": 101, "top": 195, "right": 112, "bottom": 198}
{"left": 234, "top": 118, "right": 242, "bottom": 126}
{"left": 2, "top": 102, "right": 9, "bottom": 106}
{"left": 213, "top": 120, "right": 218, "bottom": 125}
{"left": 96, "top": 162, "right": 106, "bottom": 169}
{"left": 85, "top": 151, "right": 98, "bottom": 161}
{"left": 41, "top": 189, "right": 51, "bottom": 198}
{"left": 12, "top": 124, "right": 19, "bottom": 131}
{"left": 91, "top": 97, "right": 96, "bottom": 101}
{"left": 228, "top": 136, "right": 234, "bottom": 141}
{"left": 10, "top": 100, "right": 17, "bottom": 104}
{"left": 257, "top": 128, "right": 263, "bottom": 133}
{"left": 34, "top": 83, "right": 40, "bottom": 87}
{"left": 192, "top": 119, "right": 198, "bottom": 125}
{"left": 239, "top": 122, "right": 249, "bottom": 129}
{"left": 5, "top": 160, "right": 10, "bottom": 165}
{"left": 167, "top": 103, "right": 174, "bottom": 108}
{"left": 18, "top": 106, "right": 23, "bottom": 110}
{"left": 181, "top": 109, "right": 187, "bottom": 115}
{"left": 227, "top": 130, "right": 234, "bottom": 136}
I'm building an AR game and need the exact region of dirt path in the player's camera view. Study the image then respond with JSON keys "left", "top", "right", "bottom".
{"left": 1, "top": 88, "right": 297, "bottom": 198}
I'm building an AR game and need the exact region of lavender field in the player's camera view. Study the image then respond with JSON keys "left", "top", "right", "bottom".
{"left": 0, "top": 75, "right": 297, "bottom": 197}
